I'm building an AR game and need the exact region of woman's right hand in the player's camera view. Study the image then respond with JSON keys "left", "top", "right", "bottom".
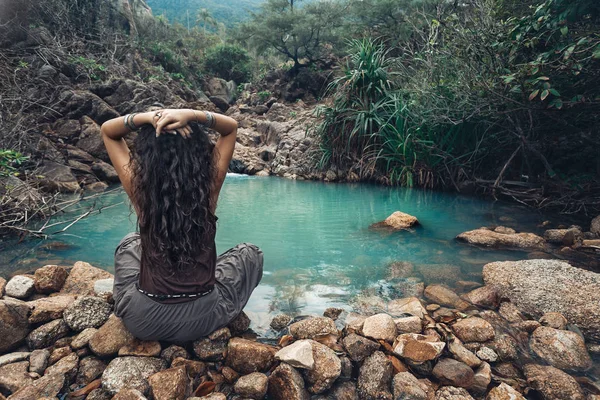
{"left": 154, "top": 109, "right": 196, "bottom": 138}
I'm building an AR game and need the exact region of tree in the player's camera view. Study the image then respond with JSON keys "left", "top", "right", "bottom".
{"left": 240, "top": 0, "right": 346, "bottom": 73}
{"left": 196, "top": 8, "right": 217, "bottom": 35}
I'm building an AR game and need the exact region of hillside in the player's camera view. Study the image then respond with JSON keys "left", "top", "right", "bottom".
{"left": 146, "top": 0, "right": 264, "bottom": 27}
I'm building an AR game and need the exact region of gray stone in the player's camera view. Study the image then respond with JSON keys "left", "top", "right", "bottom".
{"left": 29, "top": 349, "right": 50, "bottom": 375}
{"left": 392, "top": 372, "right": 428, "bottom": 400}
{"left": 342, "top": 333, "right": 380, "bottom": 362}
{"left": 94, "top": 278, "right": 114, "bottom": 296}
{"left": 101, "top": 356, "right": 166, "bottom": 395}
{"left": 289, "top": 317, "right": 337, "bottom": 340}
{"left": 434, "top": 386, "right": 475, "bottom": 399}
{"left": 476, "top": 347, "right": 498, "bottom": 363}
{"left": 302, "top": 340, "right": 341, "bottom": 394}
{"left": 432, "top": 358, "right": 474, "bottom": 388}
{"left": 362, "top": 313, "right": 397, "bottom": 342}
{"left": 27, "top": 319, "right": 70, "bottom": 349}
{"left": 275, "top": 339, "right": 314, "bottom": 369}
{"left": 63, "top": 296, "right": 112, "bottom": 331}
{"left": 5, "top": 276, "right": 35, "bottom": 299}
{"left": 357, "top": 351, "right": 393, "bottom": 400}
{"left": 0, "top": 352, "right": 30, "bottom": 368}
{"left": 486, "top": 383, "right": 526, "bottom": 400}
{"left": 234, "top": 372, "right": 268, "bottom": 399}
{"left": 394, "top": 316, "right": 422, "bottom": 334}
{"left": 270, "top": 314, "right": 292, "bottom": 331}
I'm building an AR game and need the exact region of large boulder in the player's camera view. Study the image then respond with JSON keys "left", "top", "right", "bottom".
{"left": 529, "top": 326, "right": 592, "bottom": 371}
{"left": 483, "top": 259, "right": 600, "bottom": 341}
{"left": 457, "top": 228, "right": 545, "bottom": 250}
{"left": 102, "top": 356, "right": 166, "bottom": 395}
{"left": 370, "top": 211, "right": 419, "bottom": 231}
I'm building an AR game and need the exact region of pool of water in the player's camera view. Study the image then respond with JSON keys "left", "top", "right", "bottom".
{"left": 0, "top": 175, "right": 569, "bottom": 331}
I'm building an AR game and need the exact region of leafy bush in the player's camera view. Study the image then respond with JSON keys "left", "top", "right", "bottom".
{"left": 203, "top": 44, "right": 251, "bottom": 83}
{"left": 0, "top": 150, "right": 28, "bottom": 176}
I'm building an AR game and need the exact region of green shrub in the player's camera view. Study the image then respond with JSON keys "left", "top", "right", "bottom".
{"left": 203, "top": 44, "right": 251, "bottom": 83}
{"left": 0, "top": 150, "right": 28, "bottom": 176}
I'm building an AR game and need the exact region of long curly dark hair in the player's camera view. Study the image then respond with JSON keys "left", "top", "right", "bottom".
{"left": 129, "top": 123, "right": 217, "bottom": 274}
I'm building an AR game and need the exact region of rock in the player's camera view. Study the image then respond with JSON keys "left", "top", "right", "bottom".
{"left": 452, "top": 318, "right": 495, "bottom": 343}
{"left": 289, "top": 317, "right": 338, "bottom": 339}
{"left": 29, "top": 349, "right": 49, "bottom": 375}
{"left": 476, "top": 347, "right": 498, "bottom": 362}
{"left": 93, "top": 278, "right": 114, "bottom": 297}
{"left": 44, "top": 353, "right": 79, "bottom": 384}
{"left": 529, "top": 326, "right": 592, "bottom": 371}
{"left": 371, "top": 211, "right": 419, "bottom": 231}
{"left": 513, "top": 320, "right": 541, "bottom": 333}
{"left": 61, "top": 261, "right": 112, "bottom": 296}
{"left": 171, "top": 358, "right": 206, "bottom": 379}
{"left": 544, "top": 228, "right": 583, "bottom": 246}
{"left": 362, "top": 313, "right": 397, "bottom": 342}
{"left": 498, "top": 302, "right": 525, "bottom": 323}
{"left": 71, "top": 327, "right": 98, "bottom": 349}
{"left": 5, "top": 276, "right": 35, "bottom": 299}
{"left": 392, "top": 372, "right": 429, "bottom": 400}
{"left": 342, "top": 333, "right": 380, "bottom": 362}
{"left": 344, "top": 313, "right": 367, "bottom": 333}
{"left": 387, "top": 261, "right": 415, "bottom": 280}
{"left": 112, "top": 389, "right": 148, "bottom": 399}
{"left": 523, "top": 364, "right": 585, "bottom": 400}
{"left": 483, "top": 259, "right": 600, "bottom": 341}
{"left": 456, "top": 281, "right": 482, "bottom": 292}
{"left": 209, "top": 96, "right": 230, "bottom": 112}
{"left": 462, "top": 286, "right": 499, "bottom": 309}
{"left": 539, "top": 312, "right": 568, "bottom": 330}
{"left": 591, "top": 215, "right": 600, "bottom": 236}
{"left": 275, "top": 339, "right": 315, "bottom": 369}
{"left": 160, "top": 345, "right": 189, "bottom": 363}
{"left": 486, "top": 383, "right": 526, "bottom": 400}
{"left": 270, "top": 314, "right": 292, "bottom": 331}
{"left": 102, "top": 356, "right": 166, "bottom": 395}
{"left": 5, "top": 370, "right": 65, "bottom": 400}
{"left": 48, "top": 346, "right": 72, "bottom": 365}
{"left": 393, "top": 333, "right": 446, "bottom": 364}
{"left": 323, "top": 307, "right": 344, "bottom": 320}
{"left": 416, "top": 264, "right": 462, "bottom": 285}
{"left": 76, "top": 118, "right": 107, "bottom": 159}
{"left": 0, "top": 352, "right": 29, "bottom": 369}
{"left": 267, "top": 363, "right": 310, "bottom": 400}
{"left": 63, "top": 296, "right": 112, "bottom": 331}
{"left": 489, "top": 334, "right": 519, "bottom": 362}
{"left": 448, "top": 339, "right": 481, "bottom": 368}
{"left": 432, "top": 358, "right": 474, "bottom": 388}
{"left": 357, "top": 351, "right": 393, "bottom": 400}
{"left": 472, "top": 362, "right": 491, "bottom": 394}
{"left": 76, "top": 356, "right": 106, "bottom": 385}
{"left": 302, "top": 340, "right": 341, "bottom": 394}
{"left": 33, "top": 265, "right": 68, "bottom": 293}
{"left": 394, "top": 316, "right": 422, "bottom": 334}
{"left": 205, "top": 77, "right": 236, "bottom": 103}
{"left": 424, "top": 285, "right": 469, "bottom": 310}
{"left": 91, "top": 161, "right": 119, "bottom": 182}
{"left": 329, "top": 381, "right": 358, "bottom": 400}
{"left": 227, "top": 311, "right": 251, "bottom": 335}
{"left": 225, "top": 338, "right": 276, "bottom": 374}
{"left": 89, "top": 314, "right": 135, "bottom": 357}
{"left": 0, "top": 277, "right": 5, "bottom": 297}
{"left": 27, "top": 319, "right": 70, "bottom": 349}
{"left": 387, "top": 297, "right": 427, "bottom": 319}
{"left": 192, "top": 327, "right": 230, "bottom": 361}
{"left": 147, "top": 365, "right": 187, "bottom": 400}
{"left": 0, "top": 299, "right": 30, "bottom": 353}
{"left": 434, "top": 386, "right": 475, "bottom": 399}
{"left": 456, "top": 228, "right": 545, "bottom": 250}
{"left": 0, "top": 361, "right": 33, "bottom": 394}
{"left": 118, "top": 339, "right": 162, "bottom": 357}
{"left": 234, "top": 372, "right": 268, "bottom": 399}
{"left": 28, "top": 294, "right": 76, "bottom": 324}
{"left": 36, "top": 160, "right": 80, "bottom": 192}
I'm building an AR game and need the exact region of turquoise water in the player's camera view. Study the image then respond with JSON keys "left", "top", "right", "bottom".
{"left": 1, "top": 175, "right": 558, "bottom": 331}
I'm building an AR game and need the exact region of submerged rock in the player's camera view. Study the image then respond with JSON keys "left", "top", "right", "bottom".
{"left": 387, "top": 297, "right": 427, "bottom": 319}
{"left": 523, "top": 364, "right": 585, "bottom": 400}
{"left": 456, "top": 227, "right": 545, "bottom": 250}
{"left": 289, "top": 317, "right": 338, "bottom": 340}
{"left": 424, "top": 285, "right": 469, "bottom": 310}
{"left": 483, "top": 259, "right": 600, "bottom": 341}
{"left": 393, "top": 333, "right": 446, "bottom": 364}
{"left": 370, "top": 211, "right": 419, "bottom": 231}
{"left": 529, "top": 326, "right": 592, "bottom": 371}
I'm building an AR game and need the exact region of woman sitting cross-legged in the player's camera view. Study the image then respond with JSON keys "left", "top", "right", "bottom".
{"left": 101, "top": 108, "right": 263, "bottom": 342}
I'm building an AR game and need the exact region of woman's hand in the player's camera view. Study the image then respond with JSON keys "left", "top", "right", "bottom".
{"left": 154, "top": 109, "right": 196, "bottom": 138}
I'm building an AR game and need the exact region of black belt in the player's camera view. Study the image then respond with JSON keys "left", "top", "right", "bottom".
{"left": 136, "top": 284, "right": 214, "bottom": 301}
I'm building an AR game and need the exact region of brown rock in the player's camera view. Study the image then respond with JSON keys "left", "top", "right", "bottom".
{"left": 0, "top": 299, "right": 31, "bottom": 353}
{"left": 34, "top": 265, "right": 68, "bottom": 293}
{"left": 171, "top": 358, "right": 206, "bottom": 380}
{"left": 70, "top": 327, "right": 98, "bottom": 349}
{"left": 434, "top": 386, "right": 475, "bottom": 399}
{"left": 112, "top": 389, "right": 147, "bottom": 400}
{"left": 225, "top": 338, "right": 276, "bottom": 374}
{"left": 76, "top": 356, "right": 107, "bottom": 386}
{"left": 394, "top": 316, "right": 422, "bottom": 334}
{"left": 523, "top": 364, "right": 585, "bottom": 400}
{"left": 148, "top": 365, "right": 188, "bottom": 400}
{"left": 44, "top": 353, "right": 79, "bottom": 384}
{"left": 0, "top": 361, "right": 33, "bottom": 394}
{"left": 393, "top": 333, "right": 446, "bottom": 364}
{"left": 456, "top": 228, "right": 545, "bottom": 250}
{"left": 424, "top": 285, "right": 469, "bottom": 310}
{"left": 392, "top": 372, "right": 428, "bottom": 400}
{"left": 227, "top": 311, "right": 251, "bottom": 335}
{"left": 302, "top": 340, "right": 341, "bottom": 394}
{"left": 323, "top": 307, "right": 344, "bottom": 320}
{"left": 452, "top": 318, "right": 495, "bottom": 343}
{"left": 432, "top": 358, "right": 474, "bottom": 388}
{"left": 270, "top": 314, "right": 292, "bottom": 331}
{"left": 529, "top": 326, "right": 592, "bottom": 371}
{"left": 27, "top": 319, "right": 70, "bottom": 350}
{"left": 48, "top": 346, "right": 73, "bottom": 365}
{"left": 362, "top": 313, "right": 397, "bottom": 342}
{"left": 539, "top": 312, "right": 568, "bottom": 330}
{"left": 498, "top": 302, "right": 525, "bottom": 323}
{"left": 119, "top": 339, "right": 162, "bottom": 357}
{"left": 289, "top": 317, "right": 338, "bottom": 340}
{"left": 101, "top": 356, "right": 166, "bottom": 395}
{"left": 89, "top": 314, "right": 135, "bottom": 357}
{"left": 0, "top": 277, "right": 6, "bottom": 297}
{"left": 329, "top": 381, "right": 358, "bottom": 400}
{"left": 448, "top": 339, "right": 481, "bottom": 368}
{"left": 28, "top": 295, "right": 76, "bottom": 324}
{"left": 387, "top": 297, "right": 427, "bottom": 319}
{"left": 234, "top": 372, "right": 268, "bottom": 399}
{"left": 342, "top": 333, "right": 380, "bottom": 362}
{"left": 357, "top": 351, "right": 393, "bottom": 400}
{"left": 471, "top": 362, "right": 491, "bottom": 394}
{"left": 463, "top": 286, "right": 499, "bottom": 309}
{"left": 486, "top": 383, "right": 526, "bottom": 400}
{"left": 5, "top": 371, "right": 65, "bottom": 400}
{"left": 161, "top": 345, "right": 189, "bottom": 363}
{"left": 371, "top": 211, "right": 419, "bottom": 231}
{"left": 192, "top": 327, "right": 230, "bottom": 361}
{"left": 60, "top": 261, "right": 112, "bottom": 296}
{"left": 267, "top": 363, "right": 310, "bottom": 400}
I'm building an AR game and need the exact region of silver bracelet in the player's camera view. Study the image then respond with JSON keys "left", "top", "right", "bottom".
{"left": 203, "top": 111, "right": 215, "bottom": 129}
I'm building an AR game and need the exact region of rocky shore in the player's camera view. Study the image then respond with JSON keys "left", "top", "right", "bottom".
{"left": 1, "top": 248, "right": 600, "bottom": 400}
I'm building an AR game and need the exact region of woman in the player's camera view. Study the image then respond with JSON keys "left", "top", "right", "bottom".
{"left": 101, "top": 108, "right": 263, "bottom": 342}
